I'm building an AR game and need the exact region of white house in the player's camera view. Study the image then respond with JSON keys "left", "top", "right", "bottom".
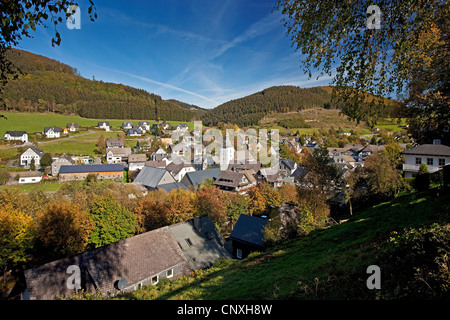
{"left": 165, "top": 162, "right": 196, "bottom": 182}
{"left": 3, "top": 131, "right": 28, "bottom": 143}
{"left": 128, "top": 154, "right": 147, "bottom": 171}
{"left": 66, "top": 123, "right": 79, "bottom": 132}
{"left": 175, "top": 123, "right": 189, "bottom": 132}
{"left": 98, "top": 121, "right": 110, "bottom": 131}
{"left": 20, "top": 146, "right": 44, "bottom": 166}
{"left": 402, "top": 144, "right": 450, "bottom": 178}
{"left": 106, "top": 147, "right": 132, "bottom": 164}
{"left": 44, "top": 127, "right": 61, "bottom": 139}
{"left": 138, "top": 121, "right": 150, "bottom": 131}
{"left": 122, "top": 122, "right": 133, "bottom": 130}
{"left": 15, "top": 171, "right": 42, "bottom": 184}
{"left": 51, "top": 154, "right": 75, "bottom": 176}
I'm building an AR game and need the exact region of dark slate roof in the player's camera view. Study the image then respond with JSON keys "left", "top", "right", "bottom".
{"left": 66, "top": 123, "right": 79, "bottom": 128}
{"left": 5, "top": 130, "right": 27, "bottom": 136}
{"left": 182, "top": 168, "right": 221, "bottom": 187}
{"left": 26, "top": 146, "right": 44, "bottom": 157}
{"left": 229, "top": 214, "right": 268, "bottom": 248}
{"left": 44, "top": 127, "right": 61, "bottom": 133}
{"left": 280, "top": 158, "right": 296, "bottom": 171}
{"left": 402, "top": 144, "right": 450, "bottom": 157}
{"left": 23, "top": 227, "right": 189, "bottom": 300}
{"left": 133, "top": 166, "right": 175, "bottom": 188}
{"left": 157, "top": 182, "right": 188, "bottom": 192}
{"left": 169, "top": 215, "right": 231, "bottom": 270}
{"left": 59, "top": 164, "right": 124, "bottom": 174}
{"left": 214, "top": 170, "right": 244, "bottom": 188}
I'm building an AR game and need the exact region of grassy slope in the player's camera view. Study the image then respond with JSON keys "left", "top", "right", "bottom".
{"left": 0, "top": 111, "right": 194, "bottom": 133}
{"left": 116, "top": 186, "right": 449, "bottom": 300}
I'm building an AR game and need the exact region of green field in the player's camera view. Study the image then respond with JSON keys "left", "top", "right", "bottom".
{"left": 0, "top": 111, "right": 195, "bottom": 133}
{"left": 0, "top": 181, "right": 62, "bottom": 193}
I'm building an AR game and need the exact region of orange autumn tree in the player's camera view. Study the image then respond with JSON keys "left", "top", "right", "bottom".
{"left": 197, "top": 185, "right": 227, "bottom": 229}
{"left": 165, "top": 189, "right": 197, "bottom": 225}
{"left": 134, "top": 190, "right": 169, "bottom": 233}
{"left": 0, "top": 205, "right": 33, "bottom": 277}
{"left": 34, "top": 201, "right": 94, "bottom": 263}
{"left": 246, "top": 185, "right": 267, "bottom": 216}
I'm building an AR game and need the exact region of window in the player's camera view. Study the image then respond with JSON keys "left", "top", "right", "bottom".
{"left": 427, "top": 158, "right": 434, "bottom": 166}
{"left": 433, "top": 139, "right": 441, "bottom": 145}
{"left": 185, "top": 238, "right": 193, "bottom": 246}
{"left": 236, "top": 248, "right": 243, "bottom": 259}
{"left": 204, "top": 232, "right": 213, "bottom": 240}
{"left": 439, "top": 159, "right": 446, "bottom": 166}
{"left": 415, "top": 158, "right": 422, "bottom": 165}
{"left": 166, "top": 269, "right": 173, "bottom": 278}
{"left": 151, "top": 275, "right": 158, "bottom": 285}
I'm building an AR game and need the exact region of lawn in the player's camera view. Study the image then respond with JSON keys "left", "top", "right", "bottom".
{"left": 0, "top": 111, "right": 195, "bottom": 133}
{"left": 0, "top": 181, "right": 62, "bottom": 193}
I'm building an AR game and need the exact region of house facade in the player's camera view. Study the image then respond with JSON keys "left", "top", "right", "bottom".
{"left": 14, "top": 171, "right": 42, "bottom": 184}
{"left": 20, "top": 146, "right": 44, "bottom": 166}
{"left": 229, "top": 214, "right": 268, "bottom": 259}
{"left": 402, "top": 144, "right": 450, "bottom": 178}
{"left": 98, "top": 121, "right": 110, "bottom": 131}
{"left": 58, "top": 164, "right": 124, "bottom": 182}
{"left": 43, "top": 127, "right": 61, "bottom": 139}
{"left": 106, "top": 147, "right": 132, "bottom": 164}
{"left": 51, "top": 154, "right": 75, "bottom": 176}
{"left": 66, "top": 123, "right": 79, "bottom": 132}
{"left": 214, "top": 170, "right": 256, "bottom": 193}
{"left": 4, "top": 131, "right": 28, "bottom": 143}
{"left": 21, "top": 227, "right": 191, "bottom": 300}
{"left": 128, "top": 154, "right": 147, "bottom": 171}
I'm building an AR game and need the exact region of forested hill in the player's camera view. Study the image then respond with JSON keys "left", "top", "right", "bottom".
{"left": 200, "top": 86, "right": 336, "bottom": 127}
{"left": 0, "top": 49, "right": 198, "bottom": 121}
{"left": 200, "top": 85, "right": 399, "bottom": 127}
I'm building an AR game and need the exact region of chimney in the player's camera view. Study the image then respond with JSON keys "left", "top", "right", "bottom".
{"left": 194, "top": 216, "right": 201, "bottom": 232}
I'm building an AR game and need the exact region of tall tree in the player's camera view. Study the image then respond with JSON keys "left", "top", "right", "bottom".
{"left": 88, "top": 196, "right": 136, "bottom": 249}
{"left": 34, "top": 201, "right": 94, "bottom": 262}
{"left": 275, "top": 0, "right": 449, "bottom": 136}
{"left": 0, "top": 205, "right": 33, "bottom": 277}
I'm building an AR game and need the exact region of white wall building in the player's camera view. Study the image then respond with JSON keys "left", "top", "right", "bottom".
{"left": 402, "top": 144, "right": 450, "bottom": 178}
{"left": 4, "top": 131, "right": 28, "bottom": 143}
{"left": 20, "top": 146, "right": 44, "bottom": 166}
{"left": 219, "top": 146, "right": 235, "bottom": 171}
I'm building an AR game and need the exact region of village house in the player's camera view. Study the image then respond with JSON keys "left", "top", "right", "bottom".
{"left": 3, "top": 131, "right": 28, "bottom": 143}
{"left": 98, "top": 121, "right": 110, "bottom": 131}
{"left": 165, "top": 161, "right": 196, "bottom": 182}
{"left": 12, "top": 171, "right": 43, "bottom": 184}
{"left": 58, "top": 164, "right": 124, "bottom": 182}
{"left": 357, "top": 145, "right": 385, "bottom": 162}
{"left": 128, "top": 154, "right": 147, "bottom": 171}
{"left": 180, "top": 168, "right": 221, "bottom": 190}
{"left": 214, "top": 170, "right": 256, "bottom": 193}
{"left": 21, "top": 227, "right": 191, "bottom": 300}
{"left": 20, "top": 146, "right": 44, "bottom": 167}
{"left": 169, "top": 215, "right": 231, "bottom": 270}
{"left": 106, "top": 138, "right": 125, "bottom": 149}
{"left": 122, "top": 122, "right": 133, "bottom": 130}
{"left": 133, "top": 166, "right": 178, "bottom": 191}
{"left": 402, "top": 144, "right": 450, "bottom": 178}
{"left": 106, "top": 147, "right": 132, "bottom": 164}
{"left": 51, "top": 154, "right": 75, "bottom": 176}
{"left": 256, "top": 167, "right": 284, "bottom": 188}
{"left": 138, "top": 121, "right": 150, "bottom": 131}
{"left": 175, "top": 123, "right": 189, "bottom": 132}
{"left": 229, "top": 214, "right": 268, "bottom": 259}
{"left": 66, "top": 123, "right": 79, "bottom": 132}
{"left": 20, "top": 214, "right": 230, "bottom": 300}
{"left": 43, "top": 127, "right": 61, "bottom": 139}
{"left": 150, "top": 147, "right": 169, "bottom": 162}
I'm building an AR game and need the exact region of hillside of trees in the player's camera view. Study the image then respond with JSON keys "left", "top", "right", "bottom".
{"left": 0, "top": 49, "right": 198, "bottom": 121}
{"left": 201, "top": 85, "right": 400, "bottom": 127}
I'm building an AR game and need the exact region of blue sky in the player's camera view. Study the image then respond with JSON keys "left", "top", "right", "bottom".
{"left": 14, "top": 0, "right": 334, "bottom": 109}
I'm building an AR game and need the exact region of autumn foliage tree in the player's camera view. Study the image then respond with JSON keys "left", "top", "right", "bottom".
{"left": 34, "top": 201, "right": 94, "bottom": 263}
{"left": 88, "top": 196, "right": 137, "bottom": 249}
{"left": 197, "top": 186, "right": 227, "bottom": 230}
{"left": 0, "top": 205, "right": 33, "bottom": 277}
